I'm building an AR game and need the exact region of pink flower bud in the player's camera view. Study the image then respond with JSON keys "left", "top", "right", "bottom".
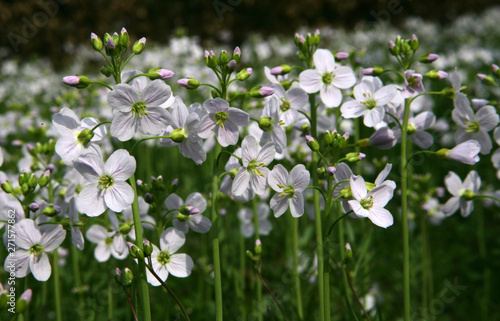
{"left": 62, "top": 76, "right": 80, "bottom": 86}
{"left": 335, "top": 52, "right": 349, "bottom": 60}
{"left": 157, "top": 68, "right": 175, "bottom": 80}
{"left": 259, "top": 86, "right": 274, "bottom": 97}
{"left": 270, "top": 66, "right": 283, "bottom": 75}
{"left": 363, "top": 67, "right": 374, "bottom": 75}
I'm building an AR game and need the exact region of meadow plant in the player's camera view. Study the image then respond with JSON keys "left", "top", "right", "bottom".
{"left": 2, "top": 20, "right": 500, "bottom": 321}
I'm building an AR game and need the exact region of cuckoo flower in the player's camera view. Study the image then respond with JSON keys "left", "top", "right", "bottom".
{"left": 348, "top": 175, "right": 394, "bottom": 228}
{"left": 442, "top": 171, "right": 480, "bottom": 217}
{"left": 52, "top": 107, "right": 105, "bottom": 165}
{"left": 73, "top": 149, "right": 136, "bottom": 217}
{"left": 268, "top": 164, "right": 310, "bottom": 217}
{"left": 86, "top": 224, "right": 128, "bottom": 262}
{"left": 452, "top": 93, "right": 499, "bottom": 154}
{"left": 146, "top": 228, "right": 194, "bottom": 286}
{"left": 108, "top": 79, "right": 172, "bottom": 141}
{"left": 341, "top": 76, "right": 397, "bottom": 127}
{"left": 4, "top": 219, "right": 66, "bottom": 281}
{"left": 259, "top": 96, "right": 287, "bottom": 153}
{"left": 165, "top": 192, "right": 211, "bottom": 234}
{"left": 232, "top": 135, "right": 275, "bottom": 197}
{"left": 271, "top": 84, "right": 309, "bottom": 125}
{"left": 237, "top": 203, "right": 273, "bottom": 238}
{"left": 299, "top": 49, "right": 356, "bottom": 107}
{"left": 198, "top": 98, "right": 249, "bottom": 147}
{"left": 160, "top": 97, "right": 206, "bottom": 165}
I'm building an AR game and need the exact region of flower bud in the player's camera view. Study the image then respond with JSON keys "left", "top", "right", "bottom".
{"left": 62, "top": 75, "right": 92, "bottom": 89}
{"left": 101, "top": 65, "right": 113, "bottom": 77}
{"left": 122, "top": 267, "right": 134, "bottom": 287}
{"left": 471, "top": 98, "right": 489, "bottom": 109}
{"left": 143, "top": 240, "right": 153, "bottom": 257}
{"left": 326, "top": 166, "right": 336, "bottom": 176}
{"left": 477, "top": 73, "right": 497, "bottom": 86}
{"left": 410, "top": 34, "right": 419, "bottom": 51}
{"left": 16, "top": 289, "right": 32, "bottom": 314}
{"left": 28, "top": 174, "right": 38, "bottom": 189}
{"left": 305, "top": 135, "right": 320, "bottom": 152}
{"left": 118, "top": 223, "right": 132, "bottom": 235}
{"left": 119, "top": 27, "right": 130, "bottom": 49}
{"left": 42, "top": 205, "right": 61, "bottom": 217}
{"left": 1, "top": 180, "right": 13, "bottom": 194}
{"left": 419, "top": 53, "right": 439, "bottom": 63}
{"left": 271, "top": 64, "right": 292, "bottom": 75}
{"left": 317, "top": 167, "right": 326, "bottom": 179}
{"left": 77, "top": 128, "right": 94, "bottom": 146}
{"left": 219, "top": 50, "right": 230, "bottom": 65}
{"left": 425, "top": 70, "right": 448, "bottom": 80}
{"left": 144, "top": 192, "right": 153, "bottom": 203}
{"left": 363, "top": 66, "right": 384, "bottom": 76}
{"left": 388, "top": 40, "right": 399, "bottom": 56}
{"left": 335, "top": 52, "right": 349, "bottom": 61}
{"left": 177, "top": 78, "right": 200, "bottom": 89}
{"left": 345, "top": 243, "right": 353, "bottom": 261}
{"left": 90, "top": 33, "right": 103, "bottom": 51}
{"left": 232, "top": 46, "right": 241, "bottom": 63}
{"left": 346, "top": 152, "right": 365, "bottom": 163}
{"left": 250, "top": 86, "right": 274, "bottom": 98}
{"left": 227, "top": 59, "right": 237, "bottom": 69}
{"left": 38, "top": 170, "right": 51, "bottom": 187}
{"left": 127, "top": 242, "right": 144, "bottom": 260}
{"left": 492, "top": 64, "right": 500, "bottom": 78}
{"left": 132, "top": 37, "right": 146, "bottom": 55}
{"left": 147, "top": 67, "right": 175, "bottom": 80}
{"left": 255, "top": 239, "right": 262, "bottom": 255}
{"left": 105, "top": 37, "right": 116, "bottom": 56}
{"left": 236, "top": 68, "right": 252, "bottom": 81}
{"left": 29, "top": 202, "right": 40, "bottom": 212}
{"left": 258, "top": 116, "right": 274, "bottom": 132}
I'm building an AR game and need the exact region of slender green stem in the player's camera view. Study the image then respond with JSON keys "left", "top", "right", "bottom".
{"left": 53, "top": 251, "right": 63, "bottom": 321}
{"left": 90, "top": 81, "right": 113, "bottom": 91}
{"left": 345, "top": 262, "right": 372, "bottom": 321}
{"left": 292, "top": 216, "right": 304, "bottom": 320}
{"left": 89, "top": 121, "right": 112, "bottom": 134}
{"left": 108, "top": 284, "right": 113, "bottom": 320}
{"left": 239, "top": 232, "right": 247, "bottom": 321}
{"left": 125, "top": 290, "right": 140, "bottom": 321}
{"left": 323, "top": 176, "right": 334, "bottom": 321}
{"left": 120, "top": 53, "right": 135, "bottom": 72}
{"left": 252, "top": 198, "right": 262, "bottom": 321}
{"left": 125, "top": 72, "right": 148, "bottom": 84}
{"left": 145, "top": 260, "right": 191, "bottom": 321}
{"left": 131, "top": 135, "right": 172, "bottom": 152}
{"left": 385, "top": 112, "right": 403, "bottom": 131}
{"left": 210, "top": 142, "right": 223, "bottom": 321}
{"left": 406, "top": 150, "right": 436, "bottom": 168}
{"left": 474, "top": 194, "right": 500, "bottom": 204}
{"left": 310, "top": 91, "right": 325, "bottom": 321}
{"left": 420, "top": 208, "right": 429, "bottom": 314}
{"left": 129, "top": 173, "right": 152, "bottom": 321}
{"left": 401, "top": 98, "right": 412, "bottom": 321}
{"left": 254, "top": 263, "right": 290, "bottom": 321}
{"left": 71, "top": 246, "right": 84, "bottom": 320}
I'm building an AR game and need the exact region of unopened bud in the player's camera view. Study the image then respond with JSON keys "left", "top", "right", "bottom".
{"left": 38, "top": 170, "right": 50, "bottom": 187}
{"left": 177, "top": 78, "right": 200, "bottom": 89}
{"left": 477, "top": 73, "right": 497, "bottom": 86}
{"left": 62, "top": 75, "right": 92, "bottom": 89}
{"left": 132, "top": 37, "right": 146, "bottom": 55}
{"left": 335, "top": 52, "right": 349, "bottom": 60}
{"left": 147, "top": 68, "right": 175, "bottom": 80}
{"left": 232, "top": 46, "right": 241, "bottom": 63}
{"left": 90, "top": 33, "right": 103, "bottom": 51}
{"left": 305, "top": 135, "right": 320, "bottom": 152}
{"left": 346, "top": 152, "right": 365, "bottom": 162}
{"left": 119, "top": 27, "right": 130, "bottom": 48}
{"left": 419, "top": 53, "right": 439, "bottom": 63}
{"left": 271, "top": 64, "right": 292, "bottom": 75}
{"left": 236, "top": 68, "right": 252, "bottom": 81}
{"left": 143, "top": 240, "right": 153, "bottom": 257}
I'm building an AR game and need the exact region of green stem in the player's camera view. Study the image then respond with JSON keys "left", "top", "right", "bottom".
{"left": 53, "top": 251, "right": 63, "bottom": 321}
{"left": 90, "top": 81, "right": 113, "bottom": 91}
{"left": 108, "top": 284, "right": 113, "bottom": 320}
{"left": 129, "top": 174, "right": 152, "bottom": 321}
{"left": 292, "top": 216, "right": 304, "bottom": 320}
{"left": 71, "top": 246, "right": 84, "bottom": 320}
{"left": 252, "top": 198, "right": 262, "bottom": 321}
{"left": 401, "top": 98, "right": 412, "bottom": 321}
{"left": 210, "top": 142, "right": 223, "bottom": 321}
{"left": 310, "top": 91, "right": 325, "bottom": 321}
{"left": 345, "top": 261, "right": 372, "bottom": 321}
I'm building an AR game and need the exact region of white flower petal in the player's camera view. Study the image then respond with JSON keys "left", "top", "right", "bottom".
{"left": 160, "top": 227, "right": 185, "bottom": 254}
{"left": 104, "top": 149, "right": 136, "bottom": 181}
{"left": 103, "top": 181, "right": 134, "bottom": 213}
{"left": 30, "top": 254, "right": 51, "bottom": 281}
{"left": 299, "top": 70, "right": 323, "bottom": 93}
{"left": 167, "top": 253, "right": 194, "bottom": 278}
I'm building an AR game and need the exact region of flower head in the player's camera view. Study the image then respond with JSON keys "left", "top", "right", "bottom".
{"left": 268, "top": 164, "right": 310, "bottom": 217}
{"left": 73, "top": 149, "right": 136, "bottom": 216}
{"left": 299, "top": 49, "right": 356, "bottom": 107}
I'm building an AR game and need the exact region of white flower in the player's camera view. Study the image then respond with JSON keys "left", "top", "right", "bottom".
{"left": 160, "top": 97, "right": 206, "bottom": 165}
{"left": 268, "top": 164, "right": 310, "bottom": 217}
{"left": 5, "top": 219, "right": 66, "bottom": 281}
{"left": 74, "top": 149, "right": 136, "bottom": 216}
{"left": 271, "top": 84, "right": 309, "bottom": 125}
{"left": 442, "top": 171, "right": 480, "bottom": 217}
{"left": 259, "top": 96, "right": 287, "bottom": 153}
{"left": 232, "top": 135, "right": 275, "bottom": 197}
{"left": 299, "top": 49, "right": 356, "bottom": 107}
{"left": 237, "top": 203, "right": 273, "bottom": 238}
{"left": 198, "top": 98, "right": 249, "bottom": 147}
{"left": 392, "top": 111, "right": 436, "bottom": 148}
{"left": 52, "top": 107, "right": 105, "bottom": 165}
{"left": 108, "top": 79, "right": 172, "bottom": 141}
{"left": 441, "top": 140, "right": 481, "bottom": 165}
{"left": 341, "top": 76, "right": 397, "bottom": 127}
{"left": 146, "top": 228, "right": 194, "bottom": 286}
{"left": 452, "top": 93, "right": 499, "bottom": 154}
{"left": 86, "top": 224, "right": 128, "bottom": 262}
{"left": 165, "top": 192, "right": 212, "bottom": 234}
{"left": 347, "top": 175, "right": 394, "bottom": 228}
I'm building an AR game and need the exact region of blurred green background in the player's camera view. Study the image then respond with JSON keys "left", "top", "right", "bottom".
{"left": 1, "top": 0, "right": 500, "bottom": 64}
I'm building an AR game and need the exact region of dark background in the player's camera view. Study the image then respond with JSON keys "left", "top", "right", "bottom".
{"left": 1, "top": 0, "right": 499, "bottom": 65}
